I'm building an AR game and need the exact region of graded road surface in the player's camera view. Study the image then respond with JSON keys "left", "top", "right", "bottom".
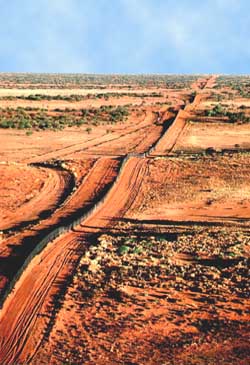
{"left": 0, "top": 76, "right": 216, "bottom": 364}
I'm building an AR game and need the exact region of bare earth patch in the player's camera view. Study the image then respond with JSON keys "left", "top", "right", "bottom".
{"left": 132, "top": 155, "right": 250, "bottom": 225}
{"left": 0, "top": 75, "right": 249, "bottom": 365}
{"left": 174, "top": 122, "right": 250, "bottom": 152}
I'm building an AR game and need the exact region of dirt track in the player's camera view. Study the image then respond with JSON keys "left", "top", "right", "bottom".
{"left": 1, "top": 75, "right": 248, "bottom": 365}
{"left": 21, "top": 108, "right": 158, "bottom": 163}
{"left": 151, "top": 109, "right": 188, "bottom": 155}
{"left": 0, "top": 77, "right": 210, "bottom": 363}
{"left": 0, "top": 157, "right": 120, "bottom": 297}
{"left": 0, "top": 157, "right": 149, "bottom": 364}
{"left": 0, "top": 164, "right": 71, "bottom": 231}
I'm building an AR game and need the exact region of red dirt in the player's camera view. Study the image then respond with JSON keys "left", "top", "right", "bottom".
{"left": 0, "top": 107, "right": 164, "bottom": 163}
{"left": 152, "top": 109, "right": 188, "bottom": 155}
{"left": 129, "top": 155, "right": 250, "bottom": 225}
{"left": 31, "top": 225, "right": 250, "bottom": 365}
{"left": 0, "top": 163, "right": 64, "bottom": 231}
{"left": 84, "top": 109, "right": 162, "bottom": 156}
{"left": 0, "top": 158, "right": 94, "bottom": 294}
{"left": 0, "top": 95, "right": 166, "bottom": 110}
{"left": 174, "top": 121, "right": 250, "bottom": 152}
{"left": 0, "top": 157, "right": 147, "bottom": 364}
{"left": 0, "top": 75, "right": 249, "bottom": 365}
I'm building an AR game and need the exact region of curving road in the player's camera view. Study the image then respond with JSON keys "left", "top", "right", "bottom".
{"left": 0, "top": 157, "right": 149, "bottom": 364}
{"left": 0, "top": 76, "right": 216, "bottom": 364}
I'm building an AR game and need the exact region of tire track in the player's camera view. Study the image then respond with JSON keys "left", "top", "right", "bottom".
{"left": 0, "top": 77, "right": 217, "bottom": 364}
{"left": 0, "top": 157, "right": 149, "bottom": 364}
{"left": 23, "top": 110, "right": 150, "bottom": 163}
{"left": 150, "top": 76, "right": 217, "bottom": 156}
{"left": 0, "top": 166, "right": 71, "bottom": 232}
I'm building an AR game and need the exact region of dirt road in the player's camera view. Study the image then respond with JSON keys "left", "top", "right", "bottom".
{"left": 0, "top": 76, "right": 217, "bottom": 364}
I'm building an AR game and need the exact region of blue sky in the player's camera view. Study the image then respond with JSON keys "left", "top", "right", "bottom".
{"left": 0, "top": 0, "right": 249, "bottom": 74}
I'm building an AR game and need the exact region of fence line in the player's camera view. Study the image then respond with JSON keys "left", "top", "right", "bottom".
{"left": 0, "top": 107, "right": 171, "bottom": 307}
{"left": 0, "top": 155, "right": 131, "bottom": 308}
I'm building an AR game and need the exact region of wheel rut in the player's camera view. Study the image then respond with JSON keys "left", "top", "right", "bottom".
{"left": 0, "top": 76, "right": 218, "bottom": 364}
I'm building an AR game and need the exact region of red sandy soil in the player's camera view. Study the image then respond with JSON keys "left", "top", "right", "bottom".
{"left": 173, "top": 122, "right": 250, "bottom": 152}
{"left": 152, "top": 96, "right": 250, "bottom": 158}
{"left": 151, "top": 80, "right": 213, "bottom": 157}
{"left": 0, "top": 87, "right": 171, "bottom": 96}
{"left": 83, "top": 109, "right": 163, "bottom": 156}
{"left": 0, "top": 76, "right": 249, "bottom": 365}
{"left": 0, "top": 157, "right": 148, "bottom": 364}
{"left": 185, "top": 92, "right": 211, "bottom": 113}
{"left": 0, "top": 107, "right": 166, "bottom": 163}
{"left": 130, "top": 155, "right": 250, "bottom": 225}
{"left": 191, "top": 76, "right": 217, "bottom": 91}
{"left": 31, "top": 225, "right": 250, "bottom": 365}
{"left": 0, "top": 159, "right": 93, "bottom": 289}
{"left": 151, "top": 109, "right": 188, "bottom": 155}
{"left": 0, "top": 163, "right": 71, "bottom": 231}
{"left": 0, "top": 127, "right": 104, "bottom": 162}
{"left": 203, "top": 98, "right": 250, "bottom": 108}
{"left": 0, "top": 95, "right": 166, "bottom": 110}
{"left": 0, "top": 89, "right": 191, "bottom": 112}
{"left": 0, "top": 157, "right": 121, "bottom": 297}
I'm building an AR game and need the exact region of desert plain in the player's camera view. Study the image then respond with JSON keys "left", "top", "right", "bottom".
{"left": 0, "top": 73, "right": 249, "bottom": 364}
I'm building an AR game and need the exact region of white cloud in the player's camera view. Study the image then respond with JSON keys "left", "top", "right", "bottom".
{"left": 0, "top": 0, "right": 249, "bottom": 73}
{"left": 119, "top": 0, "right": 250, "bottom": 73}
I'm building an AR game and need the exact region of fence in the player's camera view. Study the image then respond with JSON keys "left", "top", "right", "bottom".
{"left": 0, "top": 107, "right": 175, "bottom": 308}
{"left": 0, "top": 155, "right": 132, "bottom": 308}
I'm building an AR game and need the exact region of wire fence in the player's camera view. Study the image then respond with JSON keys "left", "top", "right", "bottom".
{"left": 0, "top": 156, "right": 130, "bottom": 307}
{"left": 0, "top": 110, "right": 170, "bottom": 307}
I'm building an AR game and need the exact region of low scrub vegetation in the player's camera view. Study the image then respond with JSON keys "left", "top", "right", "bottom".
{"left": 216, "top": 76, "right": 250, "bottom": 98}
{"left": 205, "top": 104, "right": 250, "bottom": 123}
{"left": 0, "top": 91, "right": 164, "bottom": 102}
{"left": 0, "top": 105, "right": 130, "bottom": 131}
{"left": 0, "top": 73, "right": 199, "bottom": 89}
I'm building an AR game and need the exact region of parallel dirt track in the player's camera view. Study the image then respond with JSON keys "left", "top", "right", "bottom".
{"left": 0, "top": 157, "right": 149, "bottom": 364}
{"left": 151, "top": 109, "right": 189, "bottom": 155}
{"left": 85, "top": 111, "right": 162, "bottom": 156}
{"left": 0, "top": 158, "right": 118, "bottom": 298}
{"left": 151, "top": 76, "right": 217, "bottom": 157}
{"left": 22, "top": 109, "right": 157, "bottom": 163}
{"left": 82, "top": 157, "right": 150, "bottom": 229}
{"left": 0, "top": 78, "right": 210, "bottom": 363}
{"left": 3, "top": 75, "right": 248, "bottom": 365}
